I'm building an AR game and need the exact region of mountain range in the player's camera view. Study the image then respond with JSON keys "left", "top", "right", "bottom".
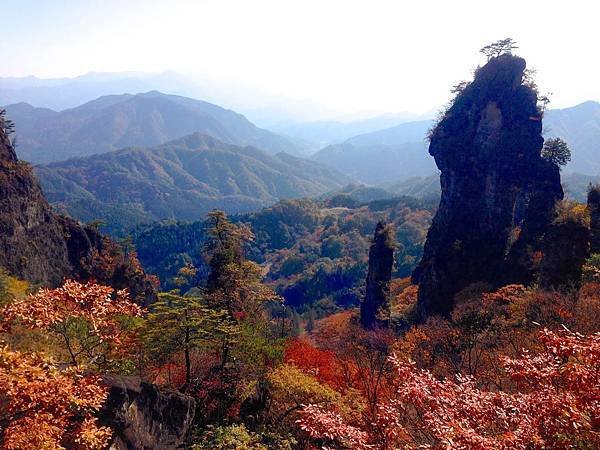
{"left": 311, "top": 120, "right": 434, "bottom": 184}
{"left": 309, "top": 101, "right": 600, "bottom": 183}
{"left": 4, "top": 91, "right": 310, "bottom": 163}
{"left": 34, "top": 133, "right": 349, "bottom": 235}
{"left": 0, "top": 72, "right": 338, "bottom": 128}
{"left": 272, "top": 112, "right": 431, "bottom": 148}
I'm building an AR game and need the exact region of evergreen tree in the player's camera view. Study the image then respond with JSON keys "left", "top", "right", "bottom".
{"left": 142, "top": 291, "right": 232, "bottom": 390}
{"left": 480, "top": 38, "right": 518, "bottom": 60}
{"left": 541, "top": 137, "right": 571, "bottom": 168}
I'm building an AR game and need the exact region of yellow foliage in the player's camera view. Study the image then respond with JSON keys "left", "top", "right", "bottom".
{"left": 267, "top": 364, "right": 365, "bottom": 426}
{"left": 554, "top": 200, "right": 590, "bottom": 227}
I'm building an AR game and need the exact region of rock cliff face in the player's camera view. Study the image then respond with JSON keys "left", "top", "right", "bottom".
{"left": 360, "top": 221, "right": 394, "bottom": 329}
{"left": 413, "top": 54, "right": 563, "bottom": 317}
{"left": 589, "top": 186, "right": 600, "bottom": 254}
{"left": 538, "top": 218, "right": 590, "bottom": 289}
{"left": 100, "top": 376, "right": 196, "bottom": 450}
{"left": 0, "top": 123, "right": 155, "bottom": 302}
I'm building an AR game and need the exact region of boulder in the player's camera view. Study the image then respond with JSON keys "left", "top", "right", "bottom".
{"left": 100, "top": 375, "right": 196, "bottom": 450}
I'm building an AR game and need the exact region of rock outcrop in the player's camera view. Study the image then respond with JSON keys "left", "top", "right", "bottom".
{"left": 0, "top": 121, "right": 155, "bottom": 302}
{"left": 589, "top": 185, "right": 600, "bottom": 254}
{"left": 538, "top": 217, "right": 590, "bottom": 289}
{"left": 100, "top": 376, "right": 196, "bottom": 450}
{"left": 360, "top": 221, "right": 394, "bottom": 329}
{"left": 413, "top": 54, "right": 563, "bottom": 318}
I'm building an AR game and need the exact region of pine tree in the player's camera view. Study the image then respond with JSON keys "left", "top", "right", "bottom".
{"left": 142, "top": 291, "right": 232, "bottom": 390}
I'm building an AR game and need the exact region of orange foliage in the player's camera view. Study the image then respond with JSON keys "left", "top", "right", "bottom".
{"left": 0, "top": 347, "right": 112, "bottom": 449}
{"left": 311, "top": 310, "right": 355, "bottom": 351}
{"left": 0, "top": 280, "right": 145, "bottom": 448}
{"left": 1, "top": 280, "right": 142, "bottom": 344}
{"left": 284, "top": 338, "right": 344, "bottom": 390}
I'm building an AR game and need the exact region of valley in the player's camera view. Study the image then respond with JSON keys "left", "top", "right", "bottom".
{"left": 0, "top": 13, "right": 599, "bottom": 449}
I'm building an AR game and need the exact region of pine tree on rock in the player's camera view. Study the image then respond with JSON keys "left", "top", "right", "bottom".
{"left": 413, "top": 53, "right": 563, "bottom": 318}
{"left": 360, "top": 222, "right": 395, "bottom": 329}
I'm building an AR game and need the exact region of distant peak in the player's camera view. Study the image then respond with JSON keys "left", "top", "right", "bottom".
{"left": 137, "top": 90, "right": 167, "bottom": 97}
{"left": 160, "top": 131, "right": 223, "bottom": 149}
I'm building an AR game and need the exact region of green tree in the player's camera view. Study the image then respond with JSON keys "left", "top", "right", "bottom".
{"left": 480, "top": 38, "right": 518, "bottom": 60}
{"left": 195, "top": 211, "right": 285, "bottom": 423}
{"left": 0, "top": 109, "right": 15, "bottom": 137}
{"left": 541, "top": 137, "right": 571, "bottom": 168}
{"left": 582, "top": 253, "right": 600, "bottom": 283}
{"left": 204, "top": 210, "right": 253, "bottom": 298}
{"left": 142, "top": 291, "right": 232, "bottom": 390}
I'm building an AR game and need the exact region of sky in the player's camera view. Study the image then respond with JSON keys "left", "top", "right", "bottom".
{"left": 1, "top": 0, "right": 599, "bottom": 116}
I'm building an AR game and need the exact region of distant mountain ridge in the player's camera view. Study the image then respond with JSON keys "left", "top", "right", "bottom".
{"left": 311, "top": 102, "right": 600, "bottom": 184}
{"left": 543, "top": 101, "right": 600, "bottom": 174}
{"left": 5, "top": 91, "right": 309, "bottom": 163}
{"left": 311, "top": 119, "right": 435, "bottom": 184}
{"left": 35, "top": 132, "right": 350, "bottom": 235}
{"left": 273, "top": 113, "right": 431, "bottom": 148}
{"left": 0, "top": 72, "right": 340, "bottom": 129}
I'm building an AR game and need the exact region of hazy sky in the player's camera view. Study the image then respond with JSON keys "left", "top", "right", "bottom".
{"left": 2, "top": 0, "right": 599, "bottom": 115}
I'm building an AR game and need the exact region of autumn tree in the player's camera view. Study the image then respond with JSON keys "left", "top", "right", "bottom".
{"left": 582, "top": 254, "right": 600, "bottom": 283}
{"left": 0, "top": 347, "right": 112, "bottom": 450}
{"left": 300, "top": 328, "right": 600, "bottom": 449}
{"left": 0, "top": 280, "right": 142, "bottom": 449}
{"left": 0, "top": 280, "right": 143, "bottom": 368}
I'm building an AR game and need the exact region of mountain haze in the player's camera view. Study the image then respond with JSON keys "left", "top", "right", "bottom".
{"left": 273, "top": 113, "right": 430, "bottom": 148}
{"left": 311, "top": 119, "right": 435, "bottom": 184}
{"left": 5, "top": 91, "right": 309, "bottom": 163}
{"left": 544, "top": 101, "right": 600, "bottom": 174}
{"left": 0, "top": 72, "right": 206, "bottom": 111}
{"left": 311, "top": 102, "right": 600, "bottom": 185}
{"left": 0, "top": 72, "right": 338, "bottom": 128}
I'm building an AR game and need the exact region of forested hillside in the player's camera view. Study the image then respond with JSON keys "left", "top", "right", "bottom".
{"left": 133, "top": 196, "right": 435, "bottom": 317}
{"left": 1, "top": 34, "right": 599, "bottom": 450}
{"left": 35, "top": 133, "right": 350, "bottom": 235}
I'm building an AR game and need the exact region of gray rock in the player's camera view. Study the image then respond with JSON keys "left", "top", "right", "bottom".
{"left": 100, "top": 375, "right": 196, "bottom": 450}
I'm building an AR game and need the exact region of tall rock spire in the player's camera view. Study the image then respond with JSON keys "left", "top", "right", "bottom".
{"left": 360, "top": 221, "right": 394, "bottom": 329}
{"left": 413, "top": 54, "right": 563, "bottom": 318}
{"left": 588, "top": 185, "right": 600, "bottom": 255}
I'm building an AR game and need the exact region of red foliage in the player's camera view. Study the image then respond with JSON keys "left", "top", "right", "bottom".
{"left": 0, "top": 280, "right": 145, "bottom": 449}
{"left": 299, "top": 328, "right": 600, "bottom": 449}
{"left": 284, "top": 338, "right": 345, "bottom": 390}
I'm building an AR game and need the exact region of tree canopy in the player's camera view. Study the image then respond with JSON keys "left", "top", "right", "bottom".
{"left": 480, "top": 38, "right": 519, "bottom": 60}
{"left": 542, "top": 137, "right": 571, "bottom": 167}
